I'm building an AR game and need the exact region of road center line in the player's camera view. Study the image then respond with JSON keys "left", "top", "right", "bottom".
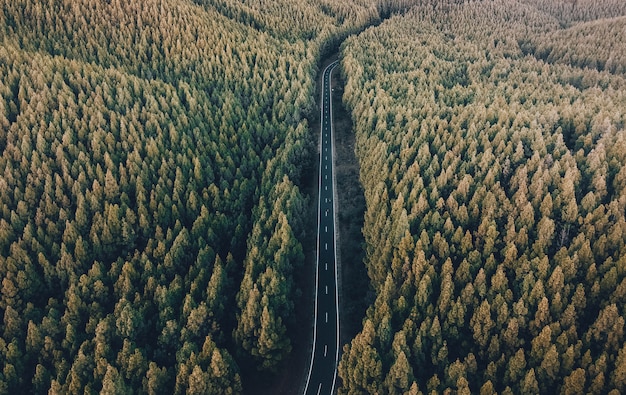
{"left": 304, "top": 60, "right": 339, "bottom": 395}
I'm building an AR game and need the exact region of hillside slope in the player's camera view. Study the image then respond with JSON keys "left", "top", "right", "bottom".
{"left": 338, "top": 1, "right": 626, "bottom": 393}
{"left": 0, "top": 0, "right": 406, "bottom": 392}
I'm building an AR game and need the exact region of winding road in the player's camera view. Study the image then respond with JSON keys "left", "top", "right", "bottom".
{"left": 303, "top": 60, "right": 340, "bottom": 395}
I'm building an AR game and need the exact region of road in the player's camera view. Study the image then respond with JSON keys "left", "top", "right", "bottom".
{"left": 303, "top": 60, "right": 340, "bottom": 395}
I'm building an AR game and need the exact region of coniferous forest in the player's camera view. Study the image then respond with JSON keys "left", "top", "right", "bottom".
{"left": 2, "top": 0, "right": 626, "bottom": 394}
{"left": 0, "top": 0, "right": 408, "bottom": 392}
{"left": 338, "top": 0, "right": 626, "bottom": 394}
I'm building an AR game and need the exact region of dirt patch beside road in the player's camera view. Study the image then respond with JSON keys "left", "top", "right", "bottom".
{"left": 331, "top": 65, "right": 371, "bottom": 350}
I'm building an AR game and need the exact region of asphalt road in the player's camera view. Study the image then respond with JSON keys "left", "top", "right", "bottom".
{"left": 303, "top": 60, "right": 340, "bottom": 395}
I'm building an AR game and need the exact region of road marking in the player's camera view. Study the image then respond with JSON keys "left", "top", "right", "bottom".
{"left": 325, "top": 186, "right": 327, "bottom": 190}
{"left": 324, "top": 345, "right": 328, "bottom": 357}
{"left": 326, "top": 285, "right": 328, "bottom": 294}
{"left": 325, "top": 174, "right": 327, "bottom": 179}
{"left": 305, "top": 60, "right": 339, "bottom": 395}
{"left": 325, "top": 226, "right": 327, "bottom": 232}
{"left": 325, "top": 243, "right": 328, "bottom": 250}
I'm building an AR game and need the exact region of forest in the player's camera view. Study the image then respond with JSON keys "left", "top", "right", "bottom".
{"left": 3, "top": 0, "right": 626, "bottom": 393}
{"left": 338, "top": 0, "right": 626, "bottom": 393}
{"left": 0, "top": 0, "right": 422, "bottom": 393}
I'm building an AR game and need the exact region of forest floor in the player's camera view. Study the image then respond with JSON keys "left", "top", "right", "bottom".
{"left": 330, "top": 64, "right": 370, "bottom": 350}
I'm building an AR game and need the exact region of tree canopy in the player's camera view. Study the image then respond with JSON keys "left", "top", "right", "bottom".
{"left": 0, "top": 0, "right": 417, "bottom": 392}
{"left": 338, "top": 1, "right": 626, "bottom": 393}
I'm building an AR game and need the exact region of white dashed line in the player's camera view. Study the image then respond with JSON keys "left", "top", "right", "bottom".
{"left": 305, "top": 60, "right": 339, "bottom": 395}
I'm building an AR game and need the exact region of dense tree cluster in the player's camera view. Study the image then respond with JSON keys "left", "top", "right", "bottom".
{"left": 524, "top": 16, "right": 626, "bottom": 75}
{"left": 0, "top": 0, "right": 416, "bottom": 392}
{"left": 205, "top": 0, "right": 377, "bottom": 43}
{"left": 518, "top": 0, "right": 626, "bottom": 25}
{"left": 338, "top": 1, "right": 626, "bottom": 393}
